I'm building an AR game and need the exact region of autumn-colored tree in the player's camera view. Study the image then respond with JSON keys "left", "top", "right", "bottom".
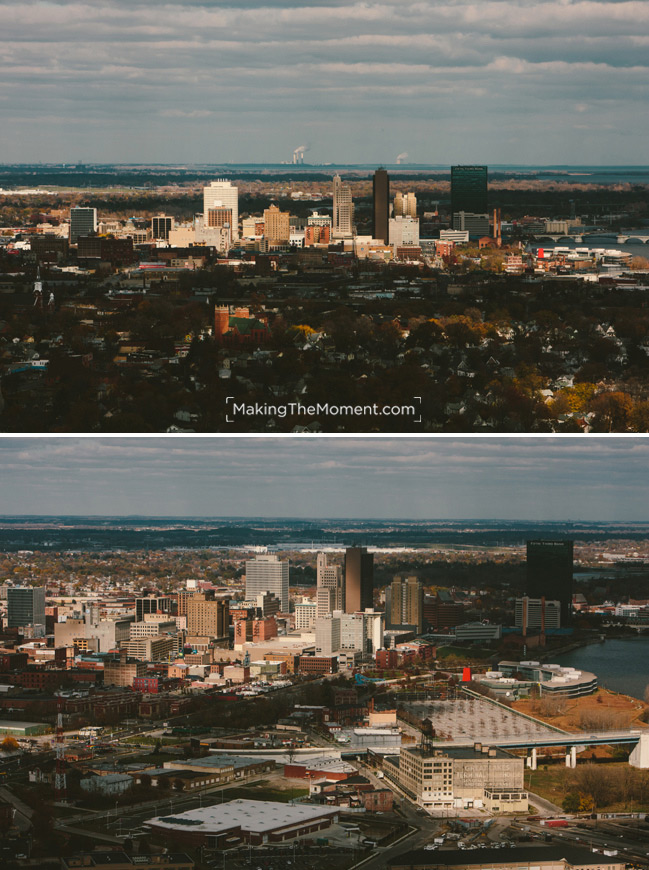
{"left": 590, "top": 391, "right": 634, "bottom": 432}
{"left": 628, "top": 256, "right": 649, "bottom": 270}
{"left": 0, "top": 736, "right": 18, "bottom": 751}
{"left": 443, "top": 316, "right": 486, "bottom": 347}
{"left": 551, "top": 383, "right": 597, "bottom": 415}
{"left": 632, "top": 401, "right": 649, "bottom": 433}
{"left": 578, "top": 792, "right": 595, "bottom": 813}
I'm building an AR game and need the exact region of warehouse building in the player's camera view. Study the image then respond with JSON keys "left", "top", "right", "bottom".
{"left": 145, "top": 799, "right": 339, "bottom": 847}
{"left": 163, "top": 755, "right": 276, "bottom": 781}
{"left": 382, "top": 743, "right": 526, "bottom": 812}
{"left": 0, "top": 720, "right": 49, "bottom": 737}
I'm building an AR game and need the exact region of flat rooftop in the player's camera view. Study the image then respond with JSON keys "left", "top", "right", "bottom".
{"left": 147, "top": 799, "right": 339, "bottom": 835}
{"left": 174, "top": 754, "right": 270, "bottom": 770}
{"left": 403, "top": 745, "right": 513, "bottom": 760}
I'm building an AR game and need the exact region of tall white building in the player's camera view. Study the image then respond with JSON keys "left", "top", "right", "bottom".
{"left": 203, "top": 180, "right": 239, "bottom": 241}
{"left": 295, "top": 600, "right": 317, "bottom": 630}
{"left": 315, "top": 615, "right": 341, "bottom": 656}
{"left": 315, "top": 609, "right": 384, "bottom": 657}
{"left": 332, "top": 175, "right": 353, "bottom": 239}
{"left": 245, "top": 554, "right": 289, "bottom": 612}
{"left": 389, "top": 215, "right": 420, "bottom": 249}
{"left": 69, "top": 207, "right": 98, "bottom": 243}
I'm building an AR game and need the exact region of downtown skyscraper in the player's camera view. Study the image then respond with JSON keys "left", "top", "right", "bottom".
{"left": 526, "top": 540, "right": 574, "bottom": 623}
{"left": 450, "top": 165, "right": 488, "bottom": 218}
{"left": 344, "top": 546, "right": 373, "bottom": 612}
{"left": 203, "top": 180, "right": 239, "bottom": 240}
{"left": 245, "top": 554, "right": 289, "bottom": 612}
{"left": 372, "top": 167, "right": 390, "bottom": 244}
{"left": 332, "top": 174, "right": 353, "bottom": 239}
{"left": 316, "top": 552, "right": 344, "bottom": 617}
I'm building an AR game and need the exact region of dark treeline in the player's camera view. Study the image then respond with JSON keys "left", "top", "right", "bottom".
{"left": 1, "top": 517, "right": 649, "bottom": 551}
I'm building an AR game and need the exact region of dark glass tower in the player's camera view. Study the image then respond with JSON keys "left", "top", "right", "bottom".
{"left": 7, "top": 586, "right": 46, "bottom": 629}
{"left": 450, "top": 165, "right": 488, "bottom": 218}
{"left": 344, "top": 547, "right": 374, "bottom": 612}
{"left": 372, "top": 168, "right": 390, "bottom": 244}
{"left": 136, "top": 595, "right": 172, "bottom": 621}
{"left": 526, "top": 540, "right": 573, "bottom": 624}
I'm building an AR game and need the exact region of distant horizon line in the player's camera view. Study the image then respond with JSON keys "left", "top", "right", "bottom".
{"left": 0, "top": 515, "right": 645, "bottom": 524}
{"left": 2, "top": 162, "right": 649, "bottom": 170}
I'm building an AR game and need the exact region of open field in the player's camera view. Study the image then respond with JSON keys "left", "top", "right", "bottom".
{"left": 512, "top": 688, "right": 649, "bottom": 734}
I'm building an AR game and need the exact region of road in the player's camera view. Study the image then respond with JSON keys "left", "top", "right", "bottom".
{"left": 508, "top": 817, "right": 649, "bottom": 867}
{"left": 527, "top": 791, "right": 564, "bottom": 816}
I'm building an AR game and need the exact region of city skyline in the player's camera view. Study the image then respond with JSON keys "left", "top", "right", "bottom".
{"left": 1, "top": 437, "right": 648, "bottom": 521}
{"left": 2, "top": 0, "right": 647, "bottom": 164}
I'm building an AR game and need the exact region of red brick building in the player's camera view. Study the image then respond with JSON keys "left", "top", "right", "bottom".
{"left": 298, "top": 656, "right": 338, "bottom": 675}
{"left": 133, "top": 676, "right": 160, "bottom": 694}
{"left": 214, "top": 306, "right": 269, "bottom": 346}
{"left": 375, "top": 649, "right": 398, "bottom": 669}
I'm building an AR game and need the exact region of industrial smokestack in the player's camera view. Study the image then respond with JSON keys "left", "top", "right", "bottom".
{"left": 293, "top": 145, "right": 310, "bottom": 165}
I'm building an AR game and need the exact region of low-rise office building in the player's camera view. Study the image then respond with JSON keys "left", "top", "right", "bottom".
{"left": 498, "top": 661, "right": 597, "bottom": 697}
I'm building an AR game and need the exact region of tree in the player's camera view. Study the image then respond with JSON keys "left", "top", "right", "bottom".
{"left": 590, "top": 391, "right": 634, "bottom": 432}
{"left": 628, "top": 256, "right": 649, "bottom": 270}
{"left": 632, "top": 402, "right": 649, "bottom": 433}
{"left": 0, "top": 736, "right": 18, "bottom": 751}
{"left": 562, "top": 792, "right": 580, "bottom": 812}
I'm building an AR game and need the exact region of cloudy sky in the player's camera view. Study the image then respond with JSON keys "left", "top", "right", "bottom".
{"left": 0, "top": 437, "right": 647, "bottom": 520}
{"left": 2, "top": 0, "right": 648, "bottom": 165}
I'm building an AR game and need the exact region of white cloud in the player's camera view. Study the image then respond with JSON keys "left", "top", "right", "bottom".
{"left": 0, "top": 0, "right": 647, "bottom": 161}
{"left": 0, "top": 438, "right": 648, "bottom": 521}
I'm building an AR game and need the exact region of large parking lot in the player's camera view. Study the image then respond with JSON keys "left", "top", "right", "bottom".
{"left": 402, "top": 697, "right": 558, "bottom": 742}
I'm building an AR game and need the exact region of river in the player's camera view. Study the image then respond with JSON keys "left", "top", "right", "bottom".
{"left": 530, "top": 233, "right": 649, "bottom": 261}
{"left": 556, "top": 636, "right": 649, "bottom": 701}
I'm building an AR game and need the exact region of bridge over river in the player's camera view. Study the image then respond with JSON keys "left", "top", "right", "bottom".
{"left": 530, "top": 233, "right": 649, "bottom": 244}
{"left": 443, "top": 729, "right": 648, "bottom": 769}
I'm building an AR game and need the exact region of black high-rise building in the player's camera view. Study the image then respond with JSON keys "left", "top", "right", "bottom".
{"left": 450, "top": 165, "right": 488, "bottom": 218}
{"left": 7, "top": 586, "right": 45, "bottom": 630}
{"left": 526, "top": 540, "right": 573, "bottom": 624}
{"left": 136, "top": 595, "right": 172, "bottom": 622}
{"left": 372, "top": 168, "right": 390, "bottom": 244}
{"left": 344, "top": 547, "right": 374, "bottom": 612}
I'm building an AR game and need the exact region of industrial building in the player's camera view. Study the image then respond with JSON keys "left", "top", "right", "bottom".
{"left": 162, "top": 755, "right": 276, "bottom": 781}
{"left": 0, "top": 720, "right": 49, "bottom": 737}
{"left": 382, "top": 743, "right": 527, "bottom": 812}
